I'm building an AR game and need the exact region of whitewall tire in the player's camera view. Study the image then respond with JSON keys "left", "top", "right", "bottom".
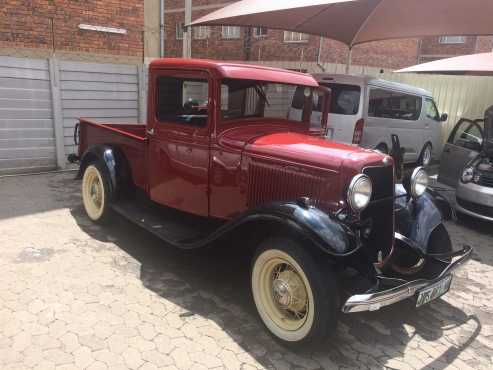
{"left": 82, "top": 163, "right": 111, "bottom": 223}
{"left": 251, "top": 238, "right": 339, "bottom": 345}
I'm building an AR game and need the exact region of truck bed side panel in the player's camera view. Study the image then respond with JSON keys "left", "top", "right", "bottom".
{"left": 79, "top": 119, "right": 148, "bottom": 190}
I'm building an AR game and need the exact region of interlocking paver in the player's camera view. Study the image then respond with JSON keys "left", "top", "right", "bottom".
{"left": 1, "top": 171, "right": 493, "bottom": 370}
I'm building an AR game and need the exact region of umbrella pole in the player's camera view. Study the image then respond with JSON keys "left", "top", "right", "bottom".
{"left": 346, "top": 47, "right": 353, "bottom": 74}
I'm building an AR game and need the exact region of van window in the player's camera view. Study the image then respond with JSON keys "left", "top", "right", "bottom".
{"left": 320, "top": 83, "right": 360, "bottom": 115}
{"left": 369, "top": 88, "right": 422, "bottom": 121}
{"left": 424, "top": 98, "right": 440, "bottom": 121}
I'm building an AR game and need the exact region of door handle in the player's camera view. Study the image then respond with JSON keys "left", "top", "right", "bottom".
{"left": 147, "top": 128, "right": 155, "bottom": 136}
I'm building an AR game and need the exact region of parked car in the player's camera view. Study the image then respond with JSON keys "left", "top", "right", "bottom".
{"left": 439, "top": 106, "right": 493, "bottom": 221}
{"left": 70, "top": 59, "right": 471, "bottom": 346}
{"left": 289, "top": 74, "right": 448, "bottom": 166}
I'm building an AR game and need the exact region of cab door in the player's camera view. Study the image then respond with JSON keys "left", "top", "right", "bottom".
{"left": 438, "top": 119, "right": 484, "bottom": 186}
{"left": 147, "top": 70, "right": 212, "bottom": 217}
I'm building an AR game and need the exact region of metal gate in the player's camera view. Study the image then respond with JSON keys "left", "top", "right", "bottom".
{"left": 0, "top": 56, "right": 56, "bottom": 175}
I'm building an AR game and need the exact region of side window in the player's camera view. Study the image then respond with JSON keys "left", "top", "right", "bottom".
{"left": 425, "top": 98, "right": 440, "bottom": 120}
{"left": 156, "top": 76, "right": 209, "bottom": 126}
{"left": 368, "top": 88, "right": 422, "bottom": 121}
{"left": 450, "top": 120, "right": 484, "bottom": 148}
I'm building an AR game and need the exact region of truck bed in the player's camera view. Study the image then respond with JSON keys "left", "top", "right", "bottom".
{"left": 78, "top": 118, "right": 148, "bottom": 189}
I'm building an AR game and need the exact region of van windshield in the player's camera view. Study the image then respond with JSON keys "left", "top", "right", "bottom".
{"left": 220, "top": 79, "right": 321, "bottom": 125}
{"left": 319, "top": 83, "right": 361, "bottom": 115}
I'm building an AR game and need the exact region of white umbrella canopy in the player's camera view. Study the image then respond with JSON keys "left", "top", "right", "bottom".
{"left": 191, "top": 0, "right": 493, "bottom": 48}
{"left": 396, "top": 52, "right": 493, "bottom": 76}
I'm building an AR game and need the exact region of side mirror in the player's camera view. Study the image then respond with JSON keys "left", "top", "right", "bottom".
{"left": 440, "top": 113, "right": 448, "bottom": 122}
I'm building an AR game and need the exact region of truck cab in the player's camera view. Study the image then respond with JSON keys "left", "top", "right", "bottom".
{"left": 73, "top": 59, "right": 471, "bottom": 346}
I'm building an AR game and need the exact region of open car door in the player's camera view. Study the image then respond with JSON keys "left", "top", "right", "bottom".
{"left": 438, "top": 118, "right": 484, "bottom": 187}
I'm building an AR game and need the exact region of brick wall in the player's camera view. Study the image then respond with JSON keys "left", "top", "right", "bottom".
{"left": 0, "top": 0, "right": 144, "bottom": 61}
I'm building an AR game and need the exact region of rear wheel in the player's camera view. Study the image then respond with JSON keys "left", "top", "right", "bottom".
{"left": 82, "top": 162, "right": 112, "bottom": 223}
{"left": 251, "top": 237, "right": 339, "bottom": 346}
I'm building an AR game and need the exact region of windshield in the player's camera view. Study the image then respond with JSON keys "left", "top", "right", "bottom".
{"left": 220, "top": 79, "right": 321, "bottom": 125}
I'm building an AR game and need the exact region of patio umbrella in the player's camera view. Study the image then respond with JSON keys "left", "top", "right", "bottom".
{"left": 191, "top": 0, "right": 493, "bottom": 71}
{"left": 396, "top": 52, "right": 493, "bottom": 76}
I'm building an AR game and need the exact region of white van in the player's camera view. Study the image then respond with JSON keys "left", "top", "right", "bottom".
{"left": 289, "top": 74, "right": 448, "bottom": 166}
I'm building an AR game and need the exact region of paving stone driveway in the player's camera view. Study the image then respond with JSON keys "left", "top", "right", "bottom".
{"left": 1, "top": 172, "right": 493, "bottom": 370}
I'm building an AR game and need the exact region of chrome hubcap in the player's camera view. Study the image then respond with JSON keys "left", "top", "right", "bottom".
{"left": 271, "top": 265, "right": 308, "bottom": 320}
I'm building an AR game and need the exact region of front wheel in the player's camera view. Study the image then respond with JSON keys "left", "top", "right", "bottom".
{"left": 251, "top": 238, "right": 339, "bottom": 346}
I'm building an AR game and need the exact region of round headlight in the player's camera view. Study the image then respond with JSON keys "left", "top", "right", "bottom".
{"left": 461, "top": 167, "right": 474, "bottom": 183}
{"left": 347, "top": 174, "right": 372, "bottom": 212}
{"left": 410, "top": 167, "right": 428, "bottom": 198}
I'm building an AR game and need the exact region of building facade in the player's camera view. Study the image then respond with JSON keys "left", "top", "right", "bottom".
{"left": 0, "top": 0, "right": 144, "bottom": 64}
{"left": 156, "top": 0, "right": 493, "bottom": 70}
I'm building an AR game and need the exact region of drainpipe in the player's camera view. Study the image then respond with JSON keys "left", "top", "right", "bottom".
{"left": 317, "top": 37, "right": 325, "bottom": 72}
{"left": 346, "top": 46, "right": 353, "bottom": 74}
{"left": 160, "top": 0, "right": 165, "bottom": 57}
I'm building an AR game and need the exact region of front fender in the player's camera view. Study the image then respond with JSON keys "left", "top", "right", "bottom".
{"left": 237, "top": 202, "right": 360, "bottom": 256}
{"left": 394, "top": 184, "right": 447, "bottom": 253}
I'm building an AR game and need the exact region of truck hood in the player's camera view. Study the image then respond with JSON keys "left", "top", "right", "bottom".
{"left": 243, "top": 132, "right": 384, "bottom": 172}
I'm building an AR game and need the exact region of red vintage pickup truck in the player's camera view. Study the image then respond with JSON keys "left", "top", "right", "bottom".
{"left": 72, "top": 58, "right": 471, "bottom": 346}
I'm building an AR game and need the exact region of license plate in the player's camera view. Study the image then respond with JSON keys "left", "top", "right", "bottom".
{"left": 416, "top": 275, "right": 452, "bottom": 308}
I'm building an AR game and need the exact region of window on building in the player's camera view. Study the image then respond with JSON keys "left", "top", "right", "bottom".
{"left": 193, "top": 26, "right": 209, "bottom": 40}
{"left": 439, "top": 36, "right": 466, "bottom": 44}
{"left": 368, "top": 88, "right": 422, "bottom": 121}
{"left": 283, "top": 31, "right": 309, "bottom": 43}
{"left": 222, "top": 26, "right": 241, "bottom": 39}
{"left": 176, "top": 23, "right": 185, "bottom": 40}
{"left": 253, "top": 27, "right": 268, "bottom": 38}
{"left": 156, "top": 77, "right": 209, "bottom": 127}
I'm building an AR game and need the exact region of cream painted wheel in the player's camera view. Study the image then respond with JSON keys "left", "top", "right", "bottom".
{"left": 252, "top": 248, "right": 316, "bottom": 343}
{"left": 82, "top": 164, "right": 108, "bottom": 222}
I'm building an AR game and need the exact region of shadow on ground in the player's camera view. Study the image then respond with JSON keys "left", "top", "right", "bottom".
{"left": 69, "top": 196, "right": 482, "bottom": 370}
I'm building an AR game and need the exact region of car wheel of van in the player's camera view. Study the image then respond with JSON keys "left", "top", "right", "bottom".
{"left": 375, "top": 143, "right": 389, "bottom": 154}
{"left": 82, "top": 162, "right": 112, "bottom": 223}
{"left": 251, "top": 237, "right": 339, "bottom": 346}
{"left": 419, "top": 143, "right": 433, "bottom": 167}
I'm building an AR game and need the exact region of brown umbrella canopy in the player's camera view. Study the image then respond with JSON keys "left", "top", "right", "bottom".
{"left": 191, "top": 0, "right": 493, "bottom": 48}
{"left": 396, "top": 52, "right": 493, "bottom": 76}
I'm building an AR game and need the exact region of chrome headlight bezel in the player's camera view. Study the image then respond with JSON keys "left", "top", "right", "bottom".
{"left": 347, "top": 174, "right": 373, "bottom": 212}
{"left": 410, "top": 167, "right": 429, "bottom": 198}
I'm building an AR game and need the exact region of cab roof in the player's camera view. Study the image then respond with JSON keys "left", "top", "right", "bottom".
{"left": 149, "top": 58, "right": 319, "bottom": 87}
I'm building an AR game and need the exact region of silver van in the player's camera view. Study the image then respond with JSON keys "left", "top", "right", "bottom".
{"left": 290, "top": 74, "right": 448, "bottom": 166}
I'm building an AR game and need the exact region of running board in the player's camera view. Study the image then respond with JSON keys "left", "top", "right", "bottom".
{"left": 110, "top": 200, "right": 223, "bottom": 247}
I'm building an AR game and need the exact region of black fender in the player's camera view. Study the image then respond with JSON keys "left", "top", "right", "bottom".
{"left": 77, "top": 144, "right": 133, "bottom": 200}
{"left": 394, "top": 184, "right": 448, "bottom": 254}
{"left": 144, "top": 201, "right": 360, "bottom": 257}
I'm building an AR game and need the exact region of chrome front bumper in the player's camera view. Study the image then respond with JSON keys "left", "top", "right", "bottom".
{"left": 342, "top": 245, "right": 473, "bottom": 314}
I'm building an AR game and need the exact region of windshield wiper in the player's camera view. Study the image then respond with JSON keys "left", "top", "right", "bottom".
{"left": 254, "top": 85, "right": 270, "bottom": 107}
